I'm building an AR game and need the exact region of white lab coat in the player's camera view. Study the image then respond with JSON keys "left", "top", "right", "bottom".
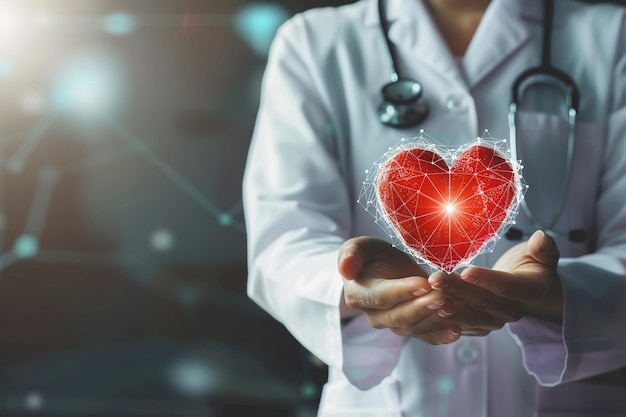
{"left": 243, "top": 0, "right": 626, "bottom": 416}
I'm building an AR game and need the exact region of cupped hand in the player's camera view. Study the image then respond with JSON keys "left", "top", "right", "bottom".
{"left": 428, "top": 230, "right": 563, "bottom": 334}
{"left": 338, "top": 237, "right": 461, "bottom": 344}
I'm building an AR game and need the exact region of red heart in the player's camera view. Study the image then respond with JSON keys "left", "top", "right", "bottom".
{"left": 376, "top": 145, "right": 516, "bottom": 272}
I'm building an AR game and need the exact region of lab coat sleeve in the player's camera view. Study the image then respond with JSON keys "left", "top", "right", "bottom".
{"left": 243, "top": 15, "right": 407, "bottom": 390}
{"left": 507, "top": 49, "right": 626, "bottom": 386}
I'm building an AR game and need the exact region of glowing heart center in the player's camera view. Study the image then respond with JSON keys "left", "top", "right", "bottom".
{"left": 376, "top": 144, "right": 517, "bottom": 272}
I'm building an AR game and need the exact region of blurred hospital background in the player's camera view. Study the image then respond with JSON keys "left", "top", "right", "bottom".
{"left": 0, "top": 0, "right": 347, "bottom": 415}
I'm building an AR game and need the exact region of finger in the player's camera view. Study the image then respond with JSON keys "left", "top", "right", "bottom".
{"left": 407, "top": 325, "right": 461, "bottom": 345}
{"left": 338, "top": 237, "right": 425, "bottom": 280}
{"left": 338, "top": 248, "right": 364, "bottom": 281}
{"left": 460, "top": 266, "right": 546, "bottom": 300}
{"left": 451, "top": 303, "right": 511, "bottom": 331}
{"left": 366, "top": 290, "right": 462, "bottom": 344}
{"left": 339, "top": 237, "right": 396, "bottom": 280}
{"left": 343, "top": 275, "right": 432, "bottom": 311}
{"left": 528, "top": 230, "right": 560, "bottom": 268}
{"left": 429, "top": 271, "right": 522, "bottom": 322}
{"left": 364, "top": 290, "right": 455, "bottom": 328}
{"left": 459, "top": 328, "right": 492, "bottom": 337}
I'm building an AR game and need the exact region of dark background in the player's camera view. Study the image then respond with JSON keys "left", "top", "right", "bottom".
{"left": 0, "top": 1, "right": 348, "bottom": 416}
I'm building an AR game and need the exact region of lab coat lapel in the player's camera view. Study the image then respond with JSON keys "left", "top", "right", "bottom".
{"left": 364, "top": 0, "right": 538, "bottom": 87}
{"left": 463, "top": 0, "right": 533, "bottom": 88}
{"left": 365, "top": 0, "right": 463, "bottom": 83}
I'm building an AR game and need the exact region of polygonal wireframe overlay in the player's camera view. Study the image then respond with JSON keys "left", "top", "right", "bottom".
{"left": 358, "top": 130, "right": 527, "bottom": 273}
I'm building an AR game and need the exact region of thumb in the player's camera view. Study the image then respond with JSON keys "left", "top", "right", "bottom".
{"left": 338, "top": 245, "right": 363, "bottom": 281}
{"left": 527, "top": 230, "right": 560, "bottom": 268}
{"left": 338, "top": 237, "right": 382, "bottom": 280}
{"left": 337, "top": 237, "right": 397, "bottom": 280}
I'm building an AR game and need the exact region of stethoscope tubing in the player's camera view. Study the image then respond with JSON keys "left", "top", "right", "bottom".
{"left": 376, "top": 0, "right": 585, "bottom": 241}
{"left": 507, "top": 0, "right": 583, "bottom": 241}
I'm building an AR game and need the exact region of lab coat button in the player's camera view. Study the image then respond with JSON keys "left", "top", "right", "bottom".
{"left": 446, "top": 95, "right": 468, "bottom": 112}
{"left": 455, "top": 342, "right": 479, "bottom": 364}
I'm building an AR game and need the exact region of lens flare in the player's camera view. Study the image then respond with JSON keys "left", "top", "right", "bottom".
{"left": 51, "top": 53, "right": 126, "bottom": 120}
{"left": 103, "top": 12, "right": 136, "bottom": 36}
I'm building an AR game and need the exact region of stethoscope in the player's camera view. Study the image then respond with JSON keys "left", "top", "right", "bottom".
{"left": 376, "top": 0, "right": 587, "bottom": 243}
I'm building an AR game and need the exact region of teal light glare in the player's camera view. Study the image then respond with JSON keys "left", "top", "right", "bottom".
{"left": 151, "top": 229, "right": 174, "bottom": 251}
{"left": 232, "top": 3, "right": 290, "bottom": 56}
{"left": 169, "top": 358, "right": 215, "bottom": 397}
{"left": 14, "top": 234, "right": 39, "bottom": 258}
{"left": 435, "top": 376, "right": 454, "bottom": 395}
{"left": 103, "top": 12, "right": 136, "bottom": 35}
{"left": 51, "top": 53, "right": 123, "bottom": 119}
{"left": 218, "top": 213, "right": 232, "bottom": 227}
{"left": 0, "top": 60, "right": 12, "bottom": 77}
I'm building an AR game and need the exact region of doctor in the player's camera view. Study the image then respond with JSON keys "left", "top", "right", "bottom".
{"left": 243, "top": 0, "right": 626, "bottom": 416}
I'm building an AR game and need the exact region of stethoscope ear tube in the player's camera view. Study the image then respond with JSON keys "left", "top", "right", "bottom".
{"left": 511, "top": 66, "right": 580, "bottom": 113}
{"left": 508, "top": 100, "right": 584, "bottom": 243}
{"left": 506, "top": 0, "right": 586, "bottom": 243}
{"left": 376, "top": 0, "right": 430, "bottom": 129}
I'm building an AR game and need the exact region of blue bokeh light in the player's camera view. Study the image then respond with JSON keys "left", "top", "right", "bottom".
{"left": 169, "top": 357, "right": 215, "bottom": 397}
{"left": 218, "top": 213, "right": 232, "bottom": 227}
{"left": 0, "top": 60, "right": 12, "bottom": 77}
{"left": 435, "top": 376, "right": 454, "bottom": 395}
{"left": 14, "top": 234, "right": 39, "bottom": 258}
{"left": 103, "top": 12, "right": 136, "bottom": 36}
{"left": 50, "top": 53, "right": 124, "bottom": 119}
{"left": 232, "top": 3, "right": 290, "bottom": 57}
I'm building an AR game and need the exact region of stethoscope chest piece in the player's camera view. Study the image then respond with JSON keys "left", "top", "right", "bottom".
{"left": 377, "top": 77, "right": 429, "bottom": 128}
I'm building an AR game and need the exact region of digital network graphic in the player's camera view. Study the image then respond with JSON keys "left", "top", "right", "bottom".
{"left": 0, "top": 2, "right": 314, "bottom": 415}
{"left": 360, "top": 131, "right": 526, "bottom": 273}
{"left": 0, "top": 2, "right": 291, "bottom": 276}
